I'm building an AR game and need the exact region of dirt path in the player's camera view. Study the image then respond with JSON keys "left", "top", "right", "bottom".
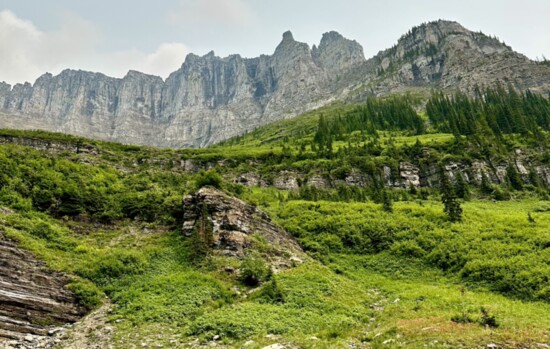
{"left": 55, "top": 300, "right": 114, "bottom": 349}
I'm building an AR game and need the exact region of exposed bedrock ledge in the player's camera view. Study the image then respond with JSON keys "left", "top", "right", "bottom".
{"left": 0, "top": 232, "right": 85, "bottom": 342}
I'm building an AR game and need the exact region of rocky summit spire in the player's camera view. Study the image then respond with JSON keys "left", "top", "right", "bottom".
{"left": 316, "top": 30, "right": 365, "bottom": 71}
{"left": 282, "top": 30, "right": 295, "bottom": 42}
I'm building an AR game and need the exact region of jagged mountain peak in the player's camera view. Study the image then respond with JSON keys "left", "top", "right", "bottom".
{"left": 316, "top": 30, "right": 365, "bottom": 70}
{"left": 282, "top": 30, "right": 295, "bottom": 42}
{"left": 1, "top": 21, "right": 549, "bottom": 149}
{"left": 392, "top": 19, "right": 512, "bottom": 57}
{"left": 274, "top": 30, "right": 310, "bottom": 58}
{"left": 320, "top": 31, "right": 345, "bottom": 44}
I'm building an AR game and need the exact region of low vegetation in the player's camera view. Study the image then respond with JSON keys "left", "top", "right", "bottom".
{"left": 0, "top": 89, "right": 549, "bottom": 347}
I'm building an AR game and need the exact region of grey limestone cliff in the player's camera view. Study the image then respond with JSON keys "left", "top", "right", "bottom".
{"left": 0, "top": 30, "right": 363, "bottom": 148}
{"left": 1, "top": 20, "right": 549, "bottom": 148}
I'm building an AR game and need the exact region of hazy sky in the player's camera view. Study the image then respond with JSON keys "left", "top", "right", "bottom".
{"left": 1, "top": 0, "right": 549, "bottom": 85}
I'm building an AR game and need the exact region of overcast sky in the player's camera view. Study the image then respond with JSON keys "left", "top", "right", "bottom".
{"left": 1, "top": 0, "right": 549, "bottom": 85}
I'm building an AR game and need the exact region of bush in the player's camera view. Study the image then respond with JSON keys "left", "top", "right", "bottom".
{"left": 390, "top": 240, "right": 426, "bottom": 258}
{"left": 30, "top": 222, "right": 59, "bottom": 240}
{"left": 252, "top": 279, "right": 284, "bottom": 304}
{"left": 195, "top": 170, "right": 223, "bottom": 190}
{"left": 239, "top": 255, "right": 272, "bottom": 286}
{"left": 67, "top": 278, "right": 103, "bottom": 311}
{"left": 479, "top": 307, "right": 499, "bottom": 328}
{"left": 77, "top": 250, "right": 148, "bottom": 284}
{"left": 492, "top": 187, "right": 511, "bottom": 201}
{"left": 451, "top": 313, "right": 474, "bottom": 324}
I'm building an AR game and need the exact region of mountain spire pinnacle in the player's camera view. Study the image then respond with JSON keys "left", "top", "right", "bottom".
{"left": 282, "top": 30, "right": 294, "bottom": 42}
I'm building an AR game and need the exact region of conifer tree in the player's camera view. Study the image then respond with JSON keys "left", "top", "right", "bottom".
{"left": 506, "top": 163, "right": 523, "bottom": 191}
{"left": 439, "top": 167, "right": 462, "bottom": 222}
{"left": 381, "top": 189, "right": 393, "bottom": 213}
{"left": 454, "top": 172, "right": 470, "bottom": 200}
{"left": 190, "top": 203, "right": 214, "bottom": 261}
{"left": 480, "top": 173, "right": 493, "bottom": 194}
{"left": 528, "top": 168, "right": 541, "bottom": 188}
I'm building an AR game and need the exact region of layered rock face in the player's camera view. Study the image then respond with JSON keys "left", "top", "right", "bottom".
{"left": 0, "top": 31, "right": 364, "bottom": 148}
{"left": 182, "top": 188, "right": 303, "bottom": 263}
{"left": 234, "top": 157, "right": 550, "bottom": 191}
{"left": 0, "top": 232, "right": 84, "bottom": 341}
{"left": 1, "top": 20, "right": 549, "bottom": 148}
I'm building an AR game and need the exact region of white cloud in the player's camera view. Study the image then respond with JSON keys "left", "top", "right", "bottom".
{"left": 105, "top": 43, "right": 191, "bottom": 79}
{"left": 168, "top": 0, "right": 256, "bottom": 27}
{"left": 0, "top": 10, "right": 191, "bottom": 85}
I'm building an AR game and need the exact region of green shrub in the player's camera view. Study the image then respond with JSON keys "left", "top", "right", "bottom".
{"left": 492, "top": 187, "right": 511, "bottom": 201}
{"left": 239, "top": 255, "right": 272, "bottom": 286}
{"left": 108, "top": 271, "right": 234, "bottom": 326}
{"left": 451, "top": 313, "right": 474, "bottom": 324}
{"left": 390, "top": 240, "right": 426, "bottom": 258}
{"left": 195, "top": 170, "right": 223, "bottom": 190}
{"left": 479, "top": 306, "right": 499, "bottom": 328}
{"left": 30, "top": 222, "right": 59, "bottom": 240}
{"left": 77, "top": 250, "right": 148, "bottom": 284}
{"left": 67, "top": 278, "right": 103, "bottom": 311}
{"left": 252, "top": 279, "right": 285, "bottom": 304}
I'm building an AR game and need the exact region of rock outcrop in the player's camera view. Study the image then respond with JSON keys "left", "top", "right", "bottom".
{"left": 1, "top": 20, "right": 548, "bottom": 148}
{"left": 0, "top": 232, "right": 84, "bottom": 342}
{"left": 230, "top": 156, "right": 550, "bottom": 191}
{"left": 182, "top": 188, "right": 303, "bottom": 263}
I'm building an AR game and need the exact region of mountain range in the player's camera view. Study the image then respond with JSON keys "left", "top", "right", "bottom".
{"left": 0, "top": 19, "right": 549, "bottom": 148}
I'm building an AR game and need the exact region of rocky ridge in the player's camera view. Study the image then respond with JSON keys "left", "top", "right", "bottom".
{"left": 1, "top": 20, "right": 549, "bottom": 148}
{"left": 233, "top": 146, "right": 550, "bottom": 192}
{"left": 356, "top": 20, "right": 550, "bottom": 97}
{"left": 0, "top": 30, "right": 364, "bottom": 148}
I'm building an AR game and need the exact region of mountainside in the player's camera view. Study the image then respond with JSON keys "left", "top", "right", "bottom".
{"left": 0, "top": 89, "right": 549, "bottom": 347}
{"left": 358, "top": 21, "right": 550, "bottom": 97}
{"left": 1, "top": 20, "right": 549, "bottom": 148}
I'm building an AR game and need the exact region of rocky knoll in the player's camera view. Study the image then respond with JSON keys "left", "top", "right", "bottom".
{"left": 182, "top": 188, "right": 303, "bottom": 264}
{"left": 0, "top": 231, "right": 84, "bottom": 343}
{"left": 1, "top": 20, "right": 548, "bottom": 148}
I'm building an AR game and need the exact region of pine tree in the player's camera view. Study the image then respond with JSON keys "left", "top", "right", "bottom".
{"left": 506, "top": 163, "right": 523, "bottom": 191}
{"left": 454, "top": 172, "right": 470, "bottom": 200}
{"left": 480, "top": 173, "right": 493, "bottom": 194}
{"left": 190, "top": 203, "right": 214, "bottom": 262}
{"left": 528, "top": 168, "right": 541, "bottom": 188}
{"left": 382, "top": 189, "right": 393, "bottom": 213}
{"left": 439, "top": 167, "right": 462, "bottom": 222}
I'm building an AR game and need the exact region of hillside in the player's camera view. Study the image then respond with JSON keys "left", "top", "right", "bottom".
{"left": 0, "top": 89, "right": 549, "bottom": 348}
{"left": 1, "top": 20, "right": 549, "bottom": 148}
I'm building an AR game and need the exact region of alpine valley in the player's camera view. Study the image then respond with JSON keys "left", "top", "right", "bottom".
{"left": 0, "top": 19, "right": 549, "bottom": 349}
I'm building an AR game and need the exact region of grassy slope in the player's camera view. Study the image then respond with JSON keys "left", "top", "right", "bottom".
{"left": 2, "top": 197, "right": 548, "bottom": 348}
{"left": 0, "top": 100, "right": 549, "bottom": 347}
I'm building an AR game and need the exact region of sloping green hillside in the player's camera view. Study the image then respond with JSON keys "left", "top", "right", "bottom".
{"left": 0, "top": 88, "right": 549, "bottom": 348}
